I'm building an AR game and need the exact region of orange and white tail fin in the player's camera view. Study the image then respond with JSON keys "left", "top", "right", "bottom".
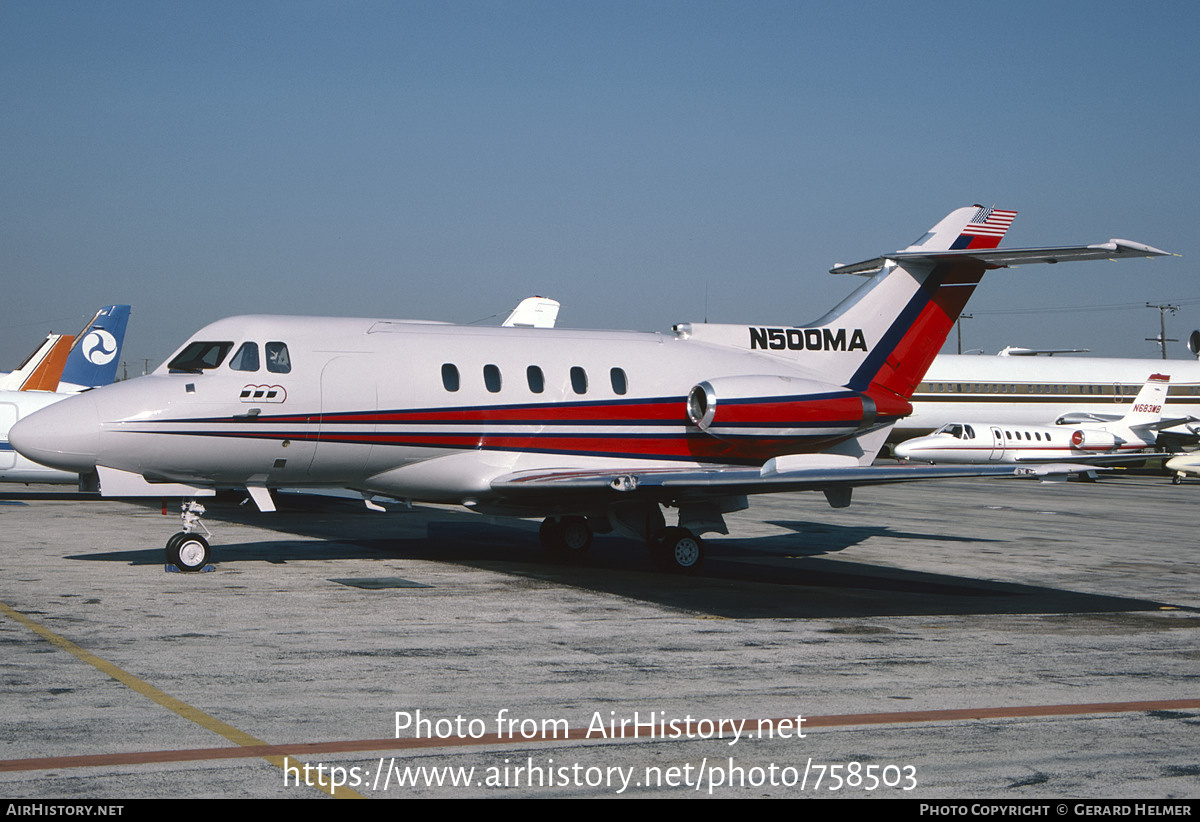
{"left": 19, "top": 335, "right": 75, "bottom": 391}
{"left": 0, "top": 333, "right": 67, "bottom": 391}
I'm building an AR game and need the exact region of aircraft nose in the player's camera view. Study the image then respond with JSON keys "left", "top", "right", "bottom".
{"left": 9, "top": 393, "right": 101, "bottom": 473}
{"left": 893, "top": 441, "right": 915, "bottom": 460}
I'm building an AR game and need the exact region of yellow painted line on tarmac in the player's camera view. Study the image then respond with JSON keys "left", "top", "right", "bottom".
{"left": 0, "top": 600, "right": 364, "bottom": 799}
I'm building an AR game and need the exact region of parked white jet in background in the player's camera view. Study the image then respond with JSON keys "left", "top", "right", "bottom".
{"left": 894, "top": 373, "right": 1186, "bottom": 468}
{"left": 903, "top": 355, "right": 1200, "bottom": 442}
{"left": 10, "top": 208, "right": 1171, "bottom": 572}
{"left": 1165, "top": 453, "right": 1200, "bottom": 484}
{"left": 0, "top": 306, "right": 132, "bottom": 483}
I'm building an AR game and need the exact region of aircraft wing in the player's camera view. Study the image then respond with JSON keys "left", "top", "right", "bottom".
{"left": 832, "top": 239, "right": 1173, "bottom": 276}
{"left": 490, "top": 461, "right": 1024, "bottom": 507}
{"left": 1010, "top": 451, "right": 1174, "bottom": 466}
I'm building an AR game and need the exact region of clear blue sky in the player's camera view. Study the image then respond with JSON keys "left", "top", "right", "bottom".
{"left": 2, "top": 0, "right": 1197, "bottom": 371}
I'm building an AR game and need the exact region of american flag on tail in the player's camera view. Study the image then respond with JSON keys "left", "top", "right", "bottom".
{"left": 963, "top": 206, "right": 1017, "bottom": 238}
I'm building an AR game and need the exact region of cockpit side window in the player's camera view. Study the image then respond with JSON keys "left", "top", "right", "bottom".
{"left": 168, "top": 341, "right": 233, "bottom": 374}
{"left": 229, "top": 342, "right": 260, "bottom": 372}
{"left": 265, "top": 342, "right": 291, "bottom": 374}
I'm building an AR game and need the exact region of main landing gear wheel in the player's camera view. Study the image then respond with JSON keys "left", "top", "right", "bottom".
{"left": 166, "top": 532, "right": 210, "bottom": 572}
{"left": 539, "top": 516, "right": 593, "bottom": 561}
{"left": 652, "top": 527, "right": 704, "bottom": 574}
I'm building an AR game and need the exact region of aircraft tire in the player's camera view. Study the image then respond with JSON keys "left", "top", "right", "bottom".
{"left": 164, "top": 532, "right": 185, "bottom": 564}
{"left": 167, "top": 532, "right": 210, "bottom": 572}
{"left": 1173, "top": 474, "right": 1184, "bottom": 485}
{"left": 538, "top": 518, "right": 563, "bottom": 551}
{"left": 539, "top": 516, "right": 593, "bottom": 561}
{"left": 558, "top": 516, "right": 593, "bottom": 555}
{"left": 654, "top": 527, "right": 703, "bottom": 573}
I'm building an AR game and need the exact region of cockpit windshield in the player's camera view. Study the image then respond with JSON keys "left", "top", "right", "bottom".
{"left": 934, "top": 424, "right": 975, "bottom": 440}
{"left": 168, "top": 341, "right": 233, "bottom": 374}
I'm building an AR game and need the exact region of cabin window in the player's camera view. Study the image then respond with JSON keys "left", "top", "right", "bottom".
{"left": 570, "top": 366, "right": 588, "bottom": 394}
{"left": 229, "top": 342, "right": 260, "bottom": 372}
{"left": 610, "top": 367, "right": 628, "bottom": 395}
{"left": 168, "top": 341, "right": 233, "bottom": 373}
{"left": 441, "top": 363, "right": 460, "bottom": 392}
{"left": 483, "top": 364, "right": 502, "bottom": 393}
{"left": 526, "top": 366, "right": 544, "bottom": 394}
{"left": 265, "top": 342, "right": 291, "bottom": 374}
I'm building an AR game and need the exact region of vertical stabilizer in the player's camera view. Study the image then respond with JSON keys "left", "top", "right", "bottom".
{"left": 904, "top": 205, "right": 1018, "bottom": 252}
{"left": 1120, "top": 374, "right": 1170, "bottom": 427}
{"left": 0, "top": 334, "right": 62, "bottom": 391}
{"left": 812, "top": 207, "right": 1018, "bottom": 397}
{"left": 20, "top": 335, "right": 75, "bottom": 391}
{"left": 57, "top": 305, "right": 131, "bottom": 391}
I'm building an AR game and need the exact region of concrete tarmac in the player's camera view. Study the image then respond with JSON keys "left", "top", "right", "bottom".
{"left": 0, "top": 474, "right": 1197, "bottom": 799}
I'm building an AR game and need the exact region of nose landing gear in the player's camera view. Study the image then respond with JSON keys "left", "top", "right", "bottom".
{"left": 166, "top": 501, "right": 213, "bottom": 572}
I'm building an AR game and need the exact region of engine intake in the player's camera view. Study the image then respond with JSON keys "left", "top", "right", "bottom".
{"left": 1070, "top": 429, "right": 1119, "bottom": 451}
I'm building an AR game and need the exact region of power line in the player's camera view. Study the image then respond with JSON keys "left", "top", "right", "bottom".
{"left": 970, "top": 297, "right": 1200, "bottom": 317}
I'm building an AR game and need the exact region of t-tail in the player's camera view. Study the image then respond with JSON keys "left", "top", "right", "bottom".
{"left": 683, "top": 206, "right": 1168, "bottom": 466}
{"left": 811, "top": 206, "right": 1168, "bottom": 408}
{"left": 784, "top": 206, "right": 1019, "bottom": 404}
{"left": 1119, "top": 374, "right": 1171, "bottom": 428}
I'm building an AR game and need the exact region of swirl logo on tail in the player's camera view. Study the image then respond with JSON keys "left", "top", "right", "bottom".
{"left": 83, "top": 330, "right": 118, "bottom": 365}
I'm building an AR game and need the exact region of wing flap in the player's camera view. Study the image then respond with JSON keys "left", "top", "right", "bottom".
{"left": 491, "top": 462, "right": 1023, "bottom": 502}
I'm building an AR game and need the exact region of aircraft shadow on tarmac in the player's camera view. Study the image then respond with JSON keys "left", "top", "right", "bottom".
{"left": 62, "top": 494, "right": 1177, "bottom": 620}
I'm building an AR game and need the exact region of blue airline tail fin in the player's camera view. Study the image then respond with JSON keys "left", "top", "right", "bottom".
{"left": 57, "top": 305, "right": 132, "bottom": 390}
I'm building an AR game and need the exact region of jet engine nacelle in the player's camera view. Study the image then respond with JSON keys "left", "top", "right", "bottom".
{"left": 1070, "top": 429, "right": 1119, "bottom": 451}
{"left": 686, "top": 375, "right": 893, "bottom": 435}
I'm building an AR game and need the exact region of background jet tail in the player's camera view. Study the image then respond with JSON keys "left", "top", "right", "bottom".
{"left": 1119, "top": 374, "right": 1170, "bottom": 427}
{"left": 18, "top": 335, "right": 76, "bottom": 391}
{"left": 502, "top": 296, "right": 560, "bottom": 328}
{"left": 56, "top": 305, "right": 132, "bottom": 391}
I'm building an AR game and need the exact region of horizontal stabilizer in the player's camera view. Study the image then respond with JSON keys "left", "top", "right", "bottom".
{"left": 832, "top": 240, "right": 1173, "bottom": 276}
{"left": 1130, "top": 416, "right": 1197, "bottom": 432}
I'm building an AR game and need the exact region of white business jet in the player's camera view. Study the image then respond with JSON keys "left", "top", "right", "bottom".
{"left": 894, "top": 373, "right": 1188, "bottom": 470}
{"left": 10, "top": 208, "right": 1171, "bottom": 572}
{"left": 1165, "top": 453, "right": 1200, "bottom": 484}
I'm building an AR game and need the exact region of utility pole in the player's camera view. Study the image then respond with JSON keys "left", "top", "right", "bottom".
{"left": 1145, "top": 303, "right": 1178, "bottom": 359}
{"left": 956, "top": 314, "right": 973, "bottom": 354}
